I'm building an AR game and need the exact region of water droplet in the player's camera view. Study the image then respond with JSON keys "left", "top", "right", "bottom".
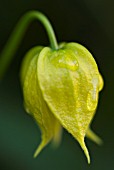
{"left": 58, "top": 50, "right": 79, "bottom": 71}
{"left": 58, "top": 57, "right": 79, "bottom": 71}
{"left": 51, "top": 50, "right": 79, "bottom": 71}
{"left": 87, "top": 92, "right": 98, "bottom": 111}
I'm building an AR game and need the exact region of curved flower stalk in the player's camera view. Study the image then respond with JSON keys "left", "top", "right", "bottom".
{"left": 0, "top": 10, "right": 104, "bottom": 164}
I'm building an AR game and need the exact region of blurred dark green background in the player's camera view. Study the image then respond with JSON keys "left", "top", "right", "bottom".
{"left": 0, "top": 0, "right": 114, "bottom": 169}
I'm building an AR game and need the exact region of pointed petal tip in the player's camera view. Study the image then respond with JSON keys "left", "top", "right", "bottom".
{"left": 86, "top": 128, "right": 103, "bottom": 145}
{"left": 96, "top": 137, "right": 103, "bottom": 146}
{"left": 33, "top": 141, "right": 46, "bottom": 158}
{"left": 33, "top": 146, "right": 42, "bottom": 158}
{"left": 79, "top": 138, "right": 91, "bottom": 164}
{"left": 33, "top": 153, "right": 37, "bottom": 158}
{"left": 87, "top": 155, "right": 91, "bottom": 164}
{"left": 83, "top": 143, "right": 90, "bottom": 164}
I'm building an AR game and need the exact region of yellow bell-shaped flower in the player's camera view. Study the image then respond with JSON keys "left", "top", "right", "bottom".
{"left": 0, "top": 11, "right": 104, "bottom": 164}
{"left": 20, "top": 42, "right": 104, "bottom": 164}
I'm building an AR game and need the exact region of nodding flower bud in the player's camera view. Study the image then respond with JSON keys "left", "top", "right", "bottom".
{"left": 20, "top": 42, "right": 104, "bottom": 164}
{"left": 0, "top": 11, "right": 104, "bottom": 164}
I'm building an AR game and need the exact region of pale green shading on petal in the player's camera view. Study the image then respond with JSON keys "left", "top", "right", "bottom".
{"left": 86, "top": 128, "right": 103, "bottom": 145}
{"left": 20, "top": 49, "right": 60, "bottom": 157}
{"left": 38, "top": 43, "right": 101, "bottom": 163}
{"left": 20, "top": 46, "right": 43, "bottom": 86}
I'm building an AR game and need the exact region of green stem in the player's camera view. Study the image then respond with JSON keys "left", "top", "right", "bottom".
{"left": 0, "top": 10, "right": 58, "bottom": 79}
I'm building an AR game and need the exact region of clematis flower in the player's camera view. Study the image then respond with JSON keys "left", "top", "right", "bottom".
{"left": 0, "top": 11, "right": 104, "bottom": 164}
{"left": 20, "top": 42, "right": 104, "bottom": 164}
